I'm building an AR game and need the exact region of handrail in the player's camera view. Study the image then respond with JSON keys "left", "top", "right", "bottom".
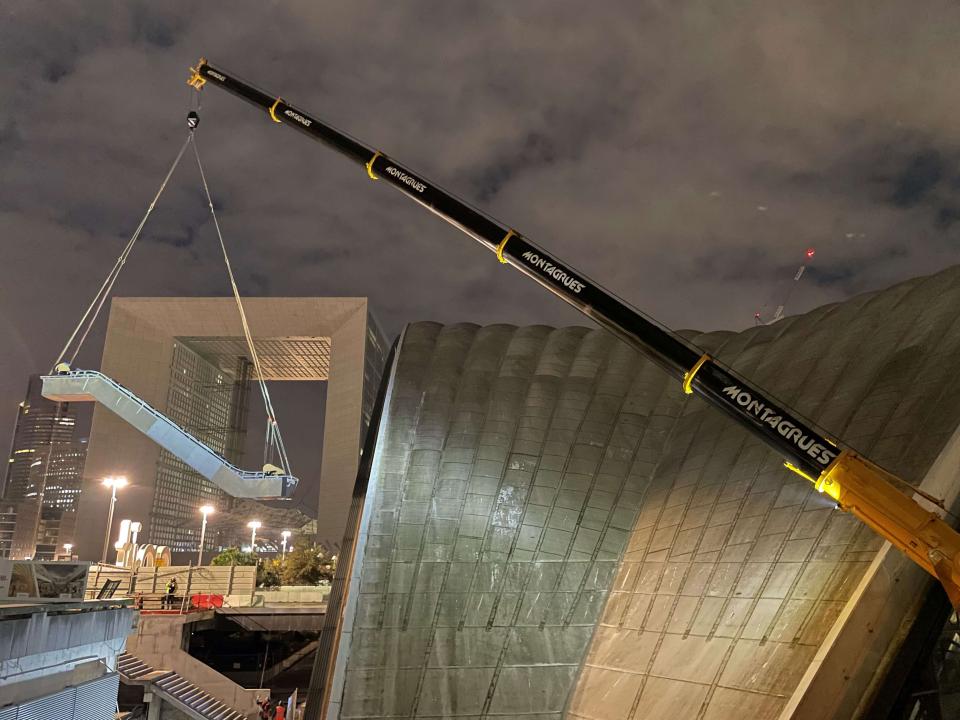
{"left": 41, "top": 370, "right": 298, "bottom": 498}
{"left": 49, "top": 371, "right": 283, "bottom": 481}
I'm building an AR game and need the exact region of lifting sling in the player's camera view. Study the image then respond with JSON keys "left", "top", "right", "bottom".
{"left": 50, "top": 106, "right": 294, "bottom": 480}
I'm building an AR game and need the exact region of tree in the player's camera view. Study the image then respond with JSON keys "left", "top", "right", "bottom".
{"left": 210, "top": 547, "right": 256, "bottom": 567}
{"left": 258, "top": 557, "right": 283, "bottom": 588}
{"left": 210, "top": 546, "right": 277, "bottom": 587}
{"left": 281, "top": 539, "right": 337, "bottom": 586}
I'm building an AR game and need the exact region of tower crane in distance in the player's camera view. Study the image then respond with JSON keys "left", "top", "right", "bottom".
{"left": 755, "top": 247, "right": 816, "bottom": 325}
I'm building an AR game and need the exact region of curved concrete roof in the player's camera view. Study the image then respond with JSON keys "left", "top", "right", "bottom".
{"left": 325, "top": 265, "right": 960, "bottom": 719}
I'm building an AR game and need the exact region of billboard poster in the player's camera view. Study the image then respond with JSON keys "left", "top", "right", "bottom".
{"left": 0, "top": 560, "right": 90, "bottom": 602}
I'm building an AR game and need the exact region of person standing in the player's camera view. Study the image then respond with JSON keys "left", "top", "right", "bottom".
{"left": 164, "top": 577, "right": 178, "bottom": 610}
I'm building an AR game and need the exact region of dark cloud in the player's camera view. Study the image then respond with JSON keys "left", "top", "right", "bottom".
{"left": 298, "top": 246, "right": 350, "bottom": 265}
{"left": 42, "top": 59, "right": 73, "bottom": 84}
{"left": 3, "top": 0, "right": 960, "bottom": 465}
{"left": 248, "top": 272, "right": 270, "bottom": 295}
{"left": 0, "top": 120, "right": 22, "bottom": 153}
{"left": 805, "top": 264, "right": 858, "bottom": 288}
{"left": 889, "top": 150, "right": 945, "bottom": 208}
{"left": 149, "top": 224, "right": 196, "bottom": 248}
{"left": 936, "top": 205, "right": 960, "bottom": 230}
{"left": 131, "top": 6, "right": 181, "bottom": 49}
{"left": 473, "top": 131, "right": 558, "bottom": 202}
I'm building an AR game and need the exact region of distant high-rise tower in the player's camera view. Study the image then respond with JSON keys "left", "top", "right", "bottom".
{"left": 1, "top": 375, "right": 86, "bottom": 559}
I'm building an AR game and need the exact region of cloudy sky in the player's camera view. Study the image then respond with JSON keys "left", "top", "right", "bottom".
{"left": 3, "top": 1, "right": 960, "bottom": 468}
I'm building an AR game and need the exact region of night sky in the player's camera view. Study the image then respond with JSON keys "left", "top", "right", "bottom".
{"left": 3, "top": 2, "right": 960, "bottom": 469}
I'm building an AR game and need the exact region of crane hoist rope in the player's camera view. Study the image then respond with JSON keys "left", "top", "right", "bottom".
{"left": 189, "top": 134, "right": 292, "bottom": 475}
{"left": 52, "top": 132, "right": 193, "bottom": 372}
{"left": 51, "top": 107, "right": 293, "bottom": 476}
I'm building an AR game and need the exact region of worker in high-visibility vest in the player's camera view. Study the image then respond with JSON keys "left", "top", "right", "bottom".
{"left": 164, "top": 577, "right": 178, "bottom": 610}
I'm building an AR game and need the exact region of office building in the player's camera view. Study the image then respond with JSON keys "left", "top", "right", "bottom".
{"left": 72, "top": 297, "right": 387, "bottom": 561}
{"left": 2, "top": 375, "right": 86, "bottom": 559}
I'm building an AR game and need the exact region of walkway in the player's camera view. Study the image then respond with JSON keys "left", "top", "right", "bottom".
{"left": 42, "top": 370, "right": 297, "bottom": 499}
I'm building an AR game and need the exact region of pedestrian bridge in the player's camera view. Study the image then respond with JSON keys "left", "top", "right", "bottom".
{"left": 42, "top": 370, "right": 298, "bottom": 500}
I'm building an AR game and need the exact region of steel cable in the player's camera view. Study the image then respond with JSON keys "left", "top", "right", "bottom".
{"left": 190, "top": 135, "right": 292, "bottom": 475}
{"left": 53, "top": 133, "right": 193, "bottom": 370}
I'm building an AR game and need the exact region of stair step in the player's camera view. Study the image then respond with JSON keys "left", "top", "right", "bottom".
{"left": 196, "top": 697, "right": 218, "bottom": 711}
{"left": 162, "top": 678, "right": 189, "bottom": 691}
{"left": 118, "top": 652, "right": 249, "bottom": 720}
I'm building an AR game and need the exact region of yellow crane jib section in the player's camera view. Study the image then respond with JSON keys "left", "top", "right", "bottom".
{"left": 366, "top": 151, "right": 382, "bottom": 180}
{"left": 186, "top": 58, "right": 208, "bottom": 90}
{"left": 269, "top": 98, "right": 284, "bottom": 124}
{"left": 496, "top": 230, "right": 516, "bottom": 264}
{"left": 682, "top": 354, "right": 711, "bottom": 395}
{"left": 788, "top": 450, "right": 960, "bottom": 607}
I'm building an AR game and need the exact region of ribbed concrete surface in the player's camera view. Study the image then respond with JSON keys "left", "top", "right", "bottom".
{"left": 329, "top": 265, "right": 960, "bottom": 719}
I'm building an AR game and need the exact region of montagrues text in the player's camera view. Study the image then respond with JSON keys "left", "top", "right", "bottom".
{"left": 722, "top": 385, "right": 836, "bottom": 466}
{"left": 519, "top": 251, "right": 586, "bottom": 294}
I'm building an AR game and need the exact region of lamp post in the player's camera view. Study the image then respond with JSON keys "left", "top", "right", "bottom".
{"left": 63, "top": 543, "right": 73, "bottom": 560}
{"left": 247, "top": 520, "right": 261, "bottom": 553}
{"left": 198, "top": 505, "right": 215, "bottom": 566}
{"left": 281, "top": 530, "right": 291, "bottom": 558}
{"left": 101, "top": 476, "right": 128, "bottom": 564}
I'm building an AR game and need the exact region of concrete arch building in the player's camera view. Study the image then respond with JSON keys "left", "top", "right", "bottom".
{"left": 321, "top": 264, "right": 960, "bottom": 719}
{"left": 72, "top": 297, "right": 387, "bottom": 560}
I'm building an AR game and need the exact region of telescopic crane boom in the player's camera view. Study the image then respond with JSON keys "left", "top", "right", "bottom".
{"left": 187, "top": 58, "right": 960, "bottom": 606}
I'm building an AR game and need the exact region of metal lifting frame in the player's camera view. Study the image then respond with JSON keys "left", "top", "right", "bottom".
{"left": 187, "top": 57, "right": 960, "bottom": 606}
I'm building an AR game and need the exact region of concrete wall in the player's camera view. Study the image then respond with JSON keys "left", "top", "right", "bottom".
{"left": 327, "top": 322, "right": 680, "bottom": 718}
{"left": 325, "top": 264, "right": 960, "bottom": 719}
{"left": 238, "top": 585, "right": 331, "bottom": 606}
{"left": 566, "top": 267, "right": 960, "bottom": 720}
{"left": 780, "top": 417, "right": 960, "bottom": 717}
{"left": 0, "top": 604, "right": 132, "bottom": 711}
{"left": 126, "top": 612, "right": 267, "bottom": 717}
{"left": 85, "top": 564, "right": 257, "bottom": 599}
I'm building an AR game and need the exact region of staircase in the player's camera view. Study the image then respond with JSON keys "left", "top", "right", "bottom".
{"left": 118, "top": 653, "right": 251, "bottom": 720}
{"left": 41, "top": 370, "right": 297, "bottom": 500}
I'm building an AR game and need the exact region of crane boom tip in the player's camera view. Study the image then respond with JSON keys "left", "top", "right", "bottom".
{"left": 187, "top": 57, "right": 207, "bottom": 90}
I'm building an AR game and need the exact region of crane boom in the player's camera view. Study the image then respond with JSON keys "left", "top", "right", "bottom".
{"left": 187, "top": 58, "right": 960, "bottom": 606}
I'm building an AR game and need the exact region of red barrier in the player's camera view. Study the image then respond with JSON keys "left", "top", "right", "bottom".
{"left": 190, "top": 593, "right": 224, "bottom": 609}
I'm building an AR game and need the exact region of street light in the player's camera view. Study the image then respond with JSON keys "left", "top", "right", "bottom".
{"left": 247, "top": 520, "right": 262, "bottom": 553}
{"left": 63, "top": 543, "right": 73, "bottom": 560}
{"left": 101, "top": 476, "right": 128, "bottom": 564}
{"left": 281, "top": 530, "right": 291, "bottom": 558}
{"left": 198, "top": 505, "right": 215, "bottom": 566}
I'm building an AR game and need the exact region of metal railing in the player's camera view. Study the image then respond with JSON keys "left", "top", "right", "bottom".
{"left": 86, "top": 563, "right": 257, "bottom": 603}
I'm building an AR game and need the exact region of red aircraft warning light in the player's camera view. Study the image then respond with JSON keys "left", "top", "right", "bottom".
{"left": 805, "top": 247, "right": 816, "bottom": 259}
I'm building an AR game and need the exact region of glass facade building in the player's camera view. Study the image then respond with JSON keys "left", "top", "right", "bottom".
{"left": 149, "top": 341, "right": 248, "bottom": 552}
{"left": 2, "top": 375, "right": 86, "bottom": 559}
{"left": 147, "top": 321, "right": 387, "bottom": 554}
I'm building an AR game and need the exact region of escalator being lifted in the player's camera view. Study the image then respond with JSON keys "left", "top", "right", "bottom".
{"left": 40, "top": 122, "right": 298, "bottom": 501}
{"left": 42, "top": 368, "right": 297, "bottom": 500}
